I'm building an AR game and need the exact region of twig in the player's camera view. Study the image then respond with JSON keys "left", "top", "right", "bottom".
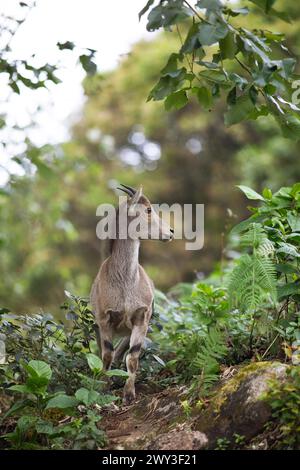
{"left": 183, "top": 0, "right": 210, "bottom": 24}
{"left": 262, "top": 333, "right": 279, "bottom": 359}
{"left": 235, "top": 56, "right": 251, "bottom": 76}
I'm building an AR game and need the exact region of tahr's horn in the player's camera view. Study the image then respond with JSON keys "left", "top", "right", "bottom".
{"left": 117, "top": 183, "right": 136, "bottom": 197}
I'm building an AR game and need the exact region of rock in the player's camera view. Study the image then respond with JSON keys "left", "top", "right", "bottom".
{"left": 148, "top": 426, "right": 208, "bottom": 450}
{"left": 193, "top": 361, "right": 288, "bottom": 449}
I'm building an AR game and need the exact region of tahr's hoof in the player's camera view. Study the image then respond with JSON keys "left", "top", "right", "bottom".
{"left": 123, "top": 391, "right": 135, "bottom": 406}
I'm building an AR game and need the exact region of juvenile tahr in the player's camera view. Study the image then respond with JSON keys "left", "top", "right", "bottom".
{"left": 90, "top": 184, "right": 174, "bottom": 404}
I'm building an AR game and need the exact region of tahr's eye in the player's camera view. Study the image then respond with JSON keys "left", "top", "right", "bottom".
{"left": 146, "top": 207, "right": 152, "bottom": 214}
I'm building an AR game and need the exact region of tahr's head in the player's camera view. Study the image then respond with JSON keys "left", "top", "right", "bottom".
{"left": 117, "top": 183, "right": 174, "bottom": 242}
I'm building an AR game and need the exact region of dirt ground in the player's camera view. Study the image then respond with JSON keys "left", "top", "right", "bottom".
{"left": 100, "top": 384, "right": 199, "bottom": 450}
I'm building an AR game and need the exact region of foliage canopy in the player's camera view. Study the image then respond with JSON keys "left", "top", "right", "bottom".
{"left": 140, "top": 0, "right": 300, "bottom": 138}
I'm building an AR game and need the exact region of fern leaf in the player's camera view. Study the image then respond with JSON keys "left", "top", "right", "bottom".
{"left": 240, "top": 223, "right": 267, "bottom": 249}
{"left": 228, "top": 254, "right": 277, "bottom": 312}
{"left": 191, "top": 328, "right": 227, "bottom": 396}
{"left": 257, "top": 239, "right": 275, "bottom": 257}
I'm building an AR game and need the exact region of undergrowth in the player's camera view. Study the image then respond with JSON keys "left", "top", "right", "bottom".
{"left": 1, "top": 183, "right": 300, "bottom": 449}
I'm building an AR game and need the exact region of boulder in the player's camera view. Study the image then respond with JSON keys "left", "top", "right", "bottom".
{"left": 193, "top": 361, "right": 288, "bottom": 448}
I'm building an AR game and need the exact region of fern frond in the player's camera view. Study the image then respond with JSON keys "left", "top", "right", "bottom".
{"left": 257, "top": 239, "right": 275, "bottom": 257}
{"left": 191, "top": 328, "right": 227, "bottom": 396}
{"left": 228, "top": 254, "right": 277, "bottom": 312}
{"left": 239, "top": 223, "right": 275, "bottom": 258}
{"left": 240, "top": 223, "right": 267, "bottom": 249}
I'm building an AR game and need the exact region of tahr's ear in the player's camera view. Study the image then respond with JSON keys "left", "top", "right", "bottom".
{"left": 128, "top": 185, "right": 143, "bottom": 215}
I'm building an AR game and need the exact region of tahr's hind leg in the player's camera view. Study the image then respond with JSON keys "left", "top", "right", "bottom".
{"left": 98, "top": 310, "right": 125, "bottom": 371}
{"left": 97, "top": 319, "right": 114, "bottom": 371}
{"left": 123, "top": 307, "right": 148, "bottom": 405}
{"left": 93, "top": 323, "right": 102, "bottom": 357}
{"left": 113, "top": 336, "right": 130, "bottom": 366}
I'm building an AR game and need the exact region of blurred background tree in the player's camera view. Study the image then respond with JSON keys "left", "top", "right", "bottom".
{"left": 0, "top": 0, "right": 300, "bottom": 313}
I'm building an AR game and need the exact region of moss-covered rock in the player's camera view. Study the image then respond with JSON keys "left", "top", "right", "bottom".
{"left": 193, "top": 361, "right": 288, "bottom": 448}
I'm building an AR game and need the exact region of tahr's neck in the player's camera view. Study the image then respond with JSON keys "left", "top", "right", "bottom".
{"left": 110, "top": 238, "right": 140, "bottom": 279}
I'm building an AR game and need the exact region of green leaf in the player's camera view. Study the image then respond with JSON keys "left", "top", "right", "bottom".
{"left": 86, "top": 353, "right": 103, "bottom": 374}
{"left": 9, "top": 81, "right": 20, "bottom": 94}
{"left": 16, "top": 415, "right": 38, "bottom": 433}
{"left": 219, "top": 32, "right": 237, "bottom": 59}
{"left": 249, "top": 86, "right": 258, "bottom": 104}
{"left": 276, "top": 263, "right": 298, "bottom": 274}
{"left": 198, "top": 69, "right": 230, "bottom": 85}
{"left": 165, "top": 90, "right": 188, "bottom": 111}
{"left": 75, "top": 388, "right": 101, "bottom": 406}
{"left": 57, "top": 41, "right": 75, "bottom": 50}
{"left": 152, "top": 354, "right": 166, "bottom": 366}
{"left": 145, "top": 3, "right": 191, "bottom": 31}
{"left": 278, "top": 58, "right": 296, "bottom": 79}
{"left": 92, "top": 394, "right": 118, "bottom": 406}
{"left": 181, "top": 23, "right": 204, "bottom": 54}
{"left": 25, "top": 360, "right": 52, "bottom": 381}
{"left": 197, "top": 21, "right": 228, "bottom": 46}
{"left": 79, "top": 55, "right": 97, "bottom": 75}
{"left": 273, "top": 186, "right": 293, "bottom": 199}
{"left": 248, "top": 0, "right": 291, "bottom": 22}
{"left": 228, "top": 73, "right": 248, "bottom": 90}
{"left": 249, "top": 103, "right": 269, "bottom": 120}
{"left": 277, "top": 243, "right": 300, "bottom": 258}
{"left": 227, "top": 87, "right": 236, "bottom": 105}
{"left": 264, "top": 31, "right": 284, "bottom": 42}
{"left": 226, "top": 7, "right": 249, "bottom": 16}
{"left": 2, "top": 399, "right": 33, "bottom": 420}
{"left": 225, "top": 93, "right": 256, "bottom": 126}
{"left": 196, "top": 0, "right": 222, "bottom": 11}
{"left": 35, "top": 420, "right": 55, "bottom": 435}
{"left": 161, "top": 53, "right": 182, "bottom": 75}
{"left": 46, "top": 394, "right": 78, "bottom": 409}
{"left": 64, "top": 289, "right": 75, "bottom": 300}
{"left": 269, "top": 9, "right": 291, "bottom": 23}
{"left": 248, "top": 0, "right": 276, "bottom": 14}
{"left": 105, "top": 369, "right": 129, "bottom": 378}
{"left": 286, "top": 233, "right": 300, "bottom": 243}
{"left": 0, "top": 307, "right": 10, "bottom": 314}
{"left": 287, "top": 214, "right": 300, "bottom": 232}
{"left": 197, "top": 61, "right": 219, "bottom": 69}
{"left": 240, "top": 36, "right": 270, "bottom": 63}
{"left": 193, "top": 86, "right": 212, "bottom": 109}
{"left": 262, "top": 188, "right": 272, "bottom": 199}
{"left": 9, "top": 384, "right": 32, "bottom": 394}
{"left": 279, "top": 114, "right": 300, "bottom": 140}
{"left": 291, "top": 183, "right": 300, "bottom": 197}
{"left": 148, "top": 67, "right": 187, "bottom": 101}
{"left": 277, "top": 282, "right": 300, "bottom": 300}
{"left": 236, "top": 185, "right": 264, "bottom": 201}
{"left": 138, "top": 0, "right": 155, "bottom": 20}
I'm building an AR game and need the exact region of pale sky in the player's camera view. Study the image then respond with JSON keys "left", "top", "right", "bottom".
{"left": 0, "top": 0, "right": 153, "bottom": 183}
